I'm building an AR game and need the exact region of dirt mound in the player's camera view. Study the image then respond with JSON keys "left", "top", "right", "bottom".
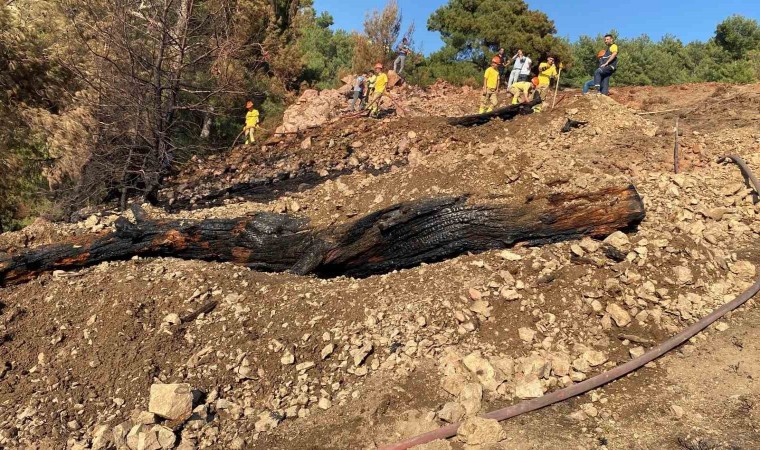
{"left": 2, "top": 83, "right": 760, "bottom": 450}
{"left": 562, "top": 93, "right": 659, "bottom": 138}
{"left": 275, "top": 89, "right": 348, "bottom": 134}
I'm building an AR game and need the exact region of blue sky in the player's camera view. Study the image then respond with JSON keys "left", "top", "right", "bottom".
{"left": 312, "top": 0, "right": 760, "bottom": 55}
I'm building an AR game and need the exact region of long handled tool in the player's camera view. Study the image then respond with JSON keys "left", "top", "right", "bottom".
{"left": 229, "top": 128, "right": 246, "bottom": 151}
{"left": 674, "top": 117, "right": 680, "bottom": 174}
{"left": 551, "top": 63, "right": 564, "bottom": 109}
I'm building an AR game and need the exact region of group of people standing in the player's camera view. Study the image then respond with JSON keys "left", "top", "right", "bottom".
{"left": 351, "top": 62, "right": 389, "bottom": 117}
{"left": 479, "top": 49, "right": 558, "bottom": 114}
{"left": 479, "top": 34, "right": 619, "bottom": 114}
{"left": 350, "top": 37, "right": 409, "bottom": 116}
{"left": 243, "top": 35, "right": 620, "bottom": 143}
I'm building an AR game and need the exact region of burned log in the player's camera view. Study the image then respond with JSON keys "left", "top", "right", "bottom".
{"left": 1, "top": 185, "right": 644, "bottom": 285}
{"left": 447, "top": 92, "right": 541, "bottom": 127}
{"left": 0, "top": 212, "right": 315, "bottom": 286}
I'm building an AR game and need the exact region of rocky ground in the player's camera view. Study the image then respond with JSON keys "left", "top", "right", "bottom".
{"left": 1, "top": 82, "right": 759, "bottom": 450}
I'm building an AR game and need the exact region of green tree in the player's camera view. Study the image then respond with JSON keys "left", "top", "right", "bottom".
{"left": 298, "top": 11, "right": 355, "bottom": 88}
{"left": 427, "top": 0, "right": 572, "bottom": 68}
{"left": 715, "top": 15, "right": 760, "bottom": 60}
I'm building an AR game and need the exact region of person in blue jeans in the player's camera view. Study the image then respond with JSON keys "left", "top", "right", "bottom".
{"left": 593, "top": 34, "right": 618, "bottom": 95}
{"left": 582, "top": 79, "right": 596, "bottom": 94}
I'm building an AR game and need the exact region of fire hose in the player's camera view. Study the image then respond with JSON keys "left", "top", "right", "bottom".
{"left": 378, "top": 155, "right": 760, "bottom": 450}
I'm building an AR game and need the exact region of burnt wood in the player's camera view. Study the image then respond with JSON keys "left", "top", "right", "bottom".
{"left": 447, "top": 92, "right": 541, "bottom": 127}
{"left": 1, "top": 185, "right": 645, "bottom": 285}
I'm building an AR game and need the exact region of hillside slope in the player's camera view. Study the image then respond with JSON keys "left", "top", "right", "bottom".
{"left": 1, "top": 83, "right": 759, "bottom": 450}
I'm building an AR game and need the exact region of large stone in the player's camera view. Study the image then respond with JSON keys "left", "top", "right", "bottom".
{"left": 254, "top": 411, "right": 282, "bottom": 432}
{"left": 112, "top": 422, "right": 131, "bottom": 449}
{"left": 458, "top": 383, "right": 483, "bottom": 416}
{"left": 441, "top": 372, "right": 469, "bottom": 397}
{"left": 518, "top": 355, "right": 551, "bottom": 378}
{"left": 499, "top": 250, "right": 522, "bottom": 261}
{"left": 606, "top": 303, "right": 632, "bottom": 327}
{"left": 603, "top": 231, "right": 630, "bottom": 250}
{"left": 137, "top": 430, "right": 162, "bottom": 450}
{"left": 148, "top": 383, "right": 194, "bottom": 421}
{"left": 456, "top": 417, "right": 507, "bottom": 446}
{"left": 351, "top": 343, "right": 373, "bottom": 366}
{"left": 514, "top": 375, "right": 545, "bottom": 399}
{"left": 731, "top": 261, "right": 756, "bottom": 279}
{"left": 91, "top": 424, "right": 111, "bottom": 450}
{"left": 673, "top": 266, "right": 693, "bottom": 285}
{"left": 518, "top": 327, "right": 536, "bottom": 343}
{"left": 437, "top": 402, "right": 466, "bottom": 423}
{"left": 126, "top": 424, "right": 144, "bottom": 450}
{"left": 152, "top": 425, "right": 176, "bottom": 449}
{"left": 462, "top": 351, "right": 500, "bottom": 391}
{"left": 275, "top": 89, "right": 347, "bottom": 133}
{"left": 549, "top": 353, "right": 571, "bottom": 377}
{"left": 469, "top": 300, "right": 492, "bottom": 318}
{"left": 582, "top": 350, "right": 608, "bottom": 367}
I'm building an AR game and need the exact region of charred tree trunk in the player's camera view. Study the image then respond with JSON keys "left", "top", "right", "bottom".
{"left": 1, "top": 185, "right": 644, "bottom": 285}
{"left": 447, "top": 93, "right": 541, "bottom": 127}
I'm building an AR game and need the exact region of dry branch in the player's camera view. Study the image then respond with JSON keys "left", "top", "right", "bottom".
{"left": 1, "top": 185, "right": 645, "bottom": 285}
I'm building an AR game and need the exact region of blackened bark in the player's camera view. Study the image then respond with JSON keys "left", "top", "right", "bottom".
{"left": 1, "top": 185, "right": 645, "bottom": 285}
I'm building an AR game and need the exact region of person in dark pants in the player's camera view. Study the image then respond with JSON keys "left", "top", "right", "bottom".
{"left": 583, "top": 50, "right": 606, "bottom": 94}
{"left": 497, "top": 48, "right": 507, "bottom": 87}
{"left": 593, "top": 34, "right": 618, "bottom": 95}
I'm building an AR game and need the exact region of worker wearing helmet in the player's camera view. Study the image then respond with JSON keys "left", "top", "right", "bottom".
{"left": 243, "top": 100, "right": 259, "bottom": 145}
{"left": 369, "top": 63, "right": 388, "bottom": 118}
{"left": 479, "top": 56, "right": 501, "bottom": 114}
{"left": 509, "top": 77, "right": 537, "bottom": 105}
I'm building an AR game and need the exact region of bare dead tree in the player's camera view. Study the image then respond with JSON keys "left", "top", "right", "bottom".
{"left": 57, "top": 0, "right": 253, "bottom": 213}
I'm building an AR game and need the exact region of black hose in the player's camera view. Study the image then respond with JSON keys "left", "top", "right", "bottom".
{"left": 718, "top": 155, "right": 760, "bottom": 203}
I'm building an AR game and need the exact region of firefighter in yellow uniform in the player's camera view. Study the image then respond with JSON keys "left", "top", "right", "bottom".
{"left": 534, "top": 57, "right": 558, "bottom": 112}
{"left": 479, "top": 56, "right": 501, "bottom": 114}
{"left": 244, "top": 100, "right": 259, "bottom": 144}
{"left": 369, "top": 62, "right": 388, "bottom": 118}
{"left": 509, "top": 78, "right": 537, "bottom": 105}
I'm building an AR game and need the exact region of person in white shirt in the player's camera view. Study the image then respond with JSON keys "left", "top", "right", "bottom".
{"left": 515, "top": 51, "right": 532, "bottom": 85}
{"left": 508, "top": 49, "right": 529, "bottom": 88}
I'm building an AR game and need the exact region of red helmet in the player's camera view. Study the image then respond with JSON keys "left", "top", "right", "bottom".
{"left": 374, "top": 62, "right": 383, "bottom": 70}
{"left": 491, "top": 56, "right": 502, "bottom": 65}
{"left": 597, "top": 50, "right": 606, "bottom": 58}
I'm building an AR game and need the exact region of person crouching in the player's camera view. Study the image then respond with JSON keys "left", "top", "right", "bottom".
{"left": 509, "top": 77, "right": 538, "bottom": 105}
